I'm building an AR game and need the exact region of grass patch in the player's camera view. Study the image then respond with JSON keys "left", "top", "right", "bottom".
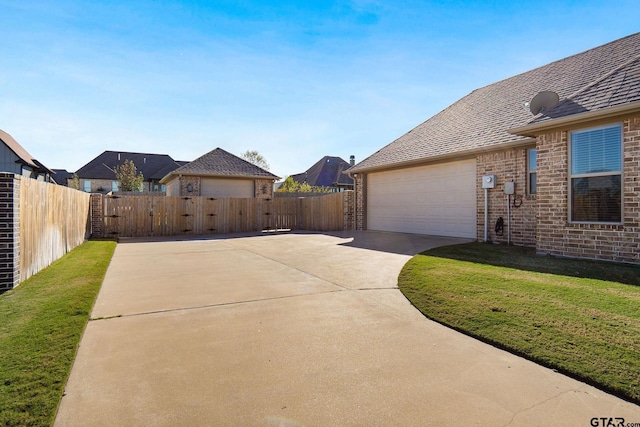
{"left": 399, "top": 242, "right": 640, "bottom": 404}
{"left": 0, "top": 241, "right": 116, "bottom": 426}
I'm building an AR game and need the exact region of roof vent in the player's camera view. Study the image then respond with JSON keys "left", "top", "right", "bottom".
{"left": 350, "top": 155, "right": 355, "bottom": 166}
{"left": 528, "top": 91, "right": 559, "bottom": 115}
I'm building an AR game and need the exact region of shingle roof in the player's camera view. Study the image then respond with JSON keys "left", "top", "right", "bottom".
{"left": 290, "top": 156, "right": 354, "bottom": 187}
{"left": 51, "top": 169, "right": 73, "bottom": 185}
{"left": 162, "top": 148, "right": 279, "bottom": 181}
{"left": 75, "top": 151, "right": 182, "bottom": 181}
{"left": 350, "top": 32, "right": 640, "bottom": 173}
{"left": 0, "top": 129, "right": 52, "bottom": 173}
{"left": 528, "top": 54, "right": 640, "bottom": 123}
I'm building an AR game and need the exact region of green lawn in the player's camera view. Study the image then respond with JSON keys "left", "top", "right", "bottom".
{"left": 399, "top": 242, "right": 640, "bottom": 404}
{"left": 0, "top": 241, "right": 116, "bottom": 427}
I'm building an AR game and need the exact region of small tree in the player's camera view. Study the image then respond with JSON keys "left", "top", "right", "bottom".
{"left": 241, "top": 150, "right": 270, "bottom": 171}
{"left": 277, "top": 176, "right": 299, "bottom": 192}
{"left": 114, "top": 160, "right": 144, "bottom": 192}
{"left": 70, "top": 173, "right": 80, "bottom": 190}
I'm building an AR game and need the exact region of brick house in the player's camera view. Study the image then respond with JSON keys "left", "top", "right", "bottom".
{"left": 74, "top": 151, "right": 187, "bottom": 193}
{"left": 160, "top": 147, "right": 279, "bottom": 198}
{"left": 348, "top": 32, "right": 640, "bottom": 263}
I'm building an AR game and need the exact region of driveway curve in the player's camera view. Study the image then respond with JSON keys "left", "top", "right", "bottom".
{"left": 55, "top": 231, "right": 640, "bottom": 426}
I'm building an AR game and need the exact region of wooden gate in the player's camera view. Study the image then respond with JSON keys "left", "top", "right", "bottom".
{"left": 97, "top": 192, "right": 348, "bottom": 238}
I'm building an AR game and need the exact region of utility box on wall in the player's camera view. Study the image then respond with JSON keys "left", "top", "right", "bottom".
{"left": 482, "top": 175, "right": 496, "bottom": 189}
{"left": 504, "top": 181, "right": 515, "bottom": 195}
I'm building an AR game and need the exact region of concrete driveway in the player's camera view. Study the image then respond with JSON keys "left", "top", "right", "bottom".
{"left": 55, "top": 231, "right": 640, "bottom": 426}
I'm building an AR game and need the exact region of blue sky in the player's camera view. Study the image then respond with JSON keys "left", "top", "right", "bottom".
{"left": 1, "top": 1, "right": 638, "bottom": 178}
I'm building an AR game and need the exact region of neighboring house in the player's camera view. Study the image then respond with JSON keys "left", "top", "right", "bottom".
{"left": 160, "top": 147, "right": 279, "bottom": 198}
{"left": 51, "top": 169, "right": 73, "bottom": 186}
{"left": 290, "top": 155, "right": 355, "bottom": 192}
{"left": 348, "top": 32, "right": 640, "bottom": 264}
{"left": 0, "top": 129, "right": 52, "bottom": 181}
{"left": 74, "top": 151, "right": 187, "bottom": 193}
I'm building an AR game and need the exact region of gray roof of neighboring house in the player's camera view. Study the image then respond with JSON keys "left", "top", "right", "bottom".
{"left": 162, "top": 148, "right": 279, "bottom": 182}
{"left": 290, "top": 156, "right": 354, "bottom": 187}
{"left": 51, "top": 169, "right": 73, "bottom": 185}
{"left": 75, "top": 151, "right": 183, "bottom": 181}
{"left": 349, "top": 32, "right": 640, "bottom": 173}
{"left": 0, "top": 129, "right": 52, "bottom": 173}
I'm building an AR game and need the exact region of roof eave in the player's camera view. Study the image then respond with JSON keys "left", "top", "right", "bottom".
{"left": 348, "top": 137, "right": 536, "bottom": 174}
{"left": 509, "top": 102, "right": 640, "bottom": 137}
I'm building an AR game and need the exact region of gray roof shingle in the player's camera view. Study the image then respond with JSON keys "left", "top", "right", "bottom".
{"left": 290, "top": 156, "right": 354, "bottom": 187}
{"left": 76, "top": 151, "right": 182, "bottom": 181}
{"left": 350, "top": 32, "right": 640, "bottom": 172}
{"left": 166, "top": 148, "right": 279, "bottom": 180}
{"left": 529, "top": 54, "right": 640, "bottom": 123}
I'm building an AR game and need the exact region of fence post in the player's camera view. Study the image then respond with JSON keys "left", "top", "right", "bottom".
{"left": 0, "top": 173, "right": 20, "bottom": 292}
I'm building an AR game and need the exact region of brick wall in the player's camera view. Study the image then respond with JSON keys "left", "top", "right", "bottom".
{"left": 0, "top": 174, "right": 20, "bottom": 291}
{"left": 536, "top": 115, "right": 640, "bottom": 263}
{"left": 343, "top": 190, "right": 354, "bottom": 230}
{"left": 353, "top": 174, "right": 365, "bottom": 230}
{"left": 90, "top": 194, "right": 103, "bottom": 238}
{"left": 254, "top": 179, "right": 274, "bottom": 199}
{"left": 180, "top": 176, "right": 201, "bottom": 196}
{"left": 476, "top": 148, "right": 536, "bottom": 246}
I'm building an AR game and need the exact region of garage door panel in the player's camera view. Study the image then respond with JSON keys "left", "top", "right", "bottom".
{"left": 367, "top": 160, "right": 476, "bottom": 238}
{"left": 201, "top": 178, "right": 254, "bottom": 198}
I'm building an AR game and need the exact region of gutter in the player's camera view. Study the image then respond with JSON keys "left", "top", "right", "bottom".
{"left": 160, "top": 172, "right": 280, "bottom": 185}
{"left": 348, "top": 137, "right": 536, "bottom": 175}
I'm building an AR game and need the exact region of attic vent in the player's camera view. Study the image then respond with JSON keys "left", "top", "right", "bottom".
{"left": 528, "top": 91, "right": 559, "bottom": 115}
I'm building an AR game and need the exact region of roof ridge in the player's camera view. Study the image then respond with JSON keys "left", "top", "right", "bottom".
{"left": 563, "top": 52, "right": 640, "bottom": 102}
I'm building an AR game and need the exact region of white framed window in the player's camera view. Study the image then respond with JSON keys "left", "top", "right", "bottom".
{"left": 569, "top": 124, "right": 622, "bottom": 223}
{"left": 112, "top": 181, "right": 119, "bottom": 192}
{"left": 527, "top": 148, "right": 537, "bottom": 195}
{"left": 83, "top": 180, "right": 91, "bottom": 193}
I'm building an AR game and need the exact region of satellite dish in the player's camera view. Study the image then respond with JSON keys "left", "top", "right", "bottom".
{"left": 529, "top": 91, "right": 559, "bottom": 115}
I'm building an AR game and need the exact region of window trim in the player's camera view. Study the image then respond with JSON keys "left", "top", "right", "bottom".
{"left": 568, "top": 123, "right": 623, "bottom": 224}
{"left": 527, "top": 148, "right": 537, "bottom": 195}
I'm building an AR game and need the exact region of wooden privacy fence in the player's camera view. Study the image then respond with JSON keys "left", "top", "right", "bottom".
{"left": 0, "top": 172, "right": 89, "bottom": 293}
{"left": 19, "top": 176, "right": 91, "bottom": 283}
{"left": 91, "top": 191, "right": 353, "bottom": 238}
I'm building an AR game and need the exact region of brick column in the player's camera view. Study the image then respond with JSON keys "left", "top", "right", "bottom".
{"left": 354, "top": 174, "right": 365, "bottom": 230}
{"left": 90, "top": 194, "right": 103, "bottom": 238}
{"left": 0, "top": 173, "right": 20, "bottom": 292}
{"left": 343, "top": 190, "right": 354, "bottom": 230}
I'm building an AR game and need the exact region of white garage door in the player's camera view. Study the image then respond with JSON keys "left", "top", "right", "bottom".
{"left": 201, "top": 178, "right": 254, "bottom": 198}
{"left": 367, "top": 159, "right": 476, "bottom": 238}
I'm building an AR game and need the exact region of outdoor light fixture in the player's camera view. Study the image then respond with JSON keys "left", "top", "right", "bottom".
{"left": 186, "top": 183, "right": 193, "bottom": 192}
